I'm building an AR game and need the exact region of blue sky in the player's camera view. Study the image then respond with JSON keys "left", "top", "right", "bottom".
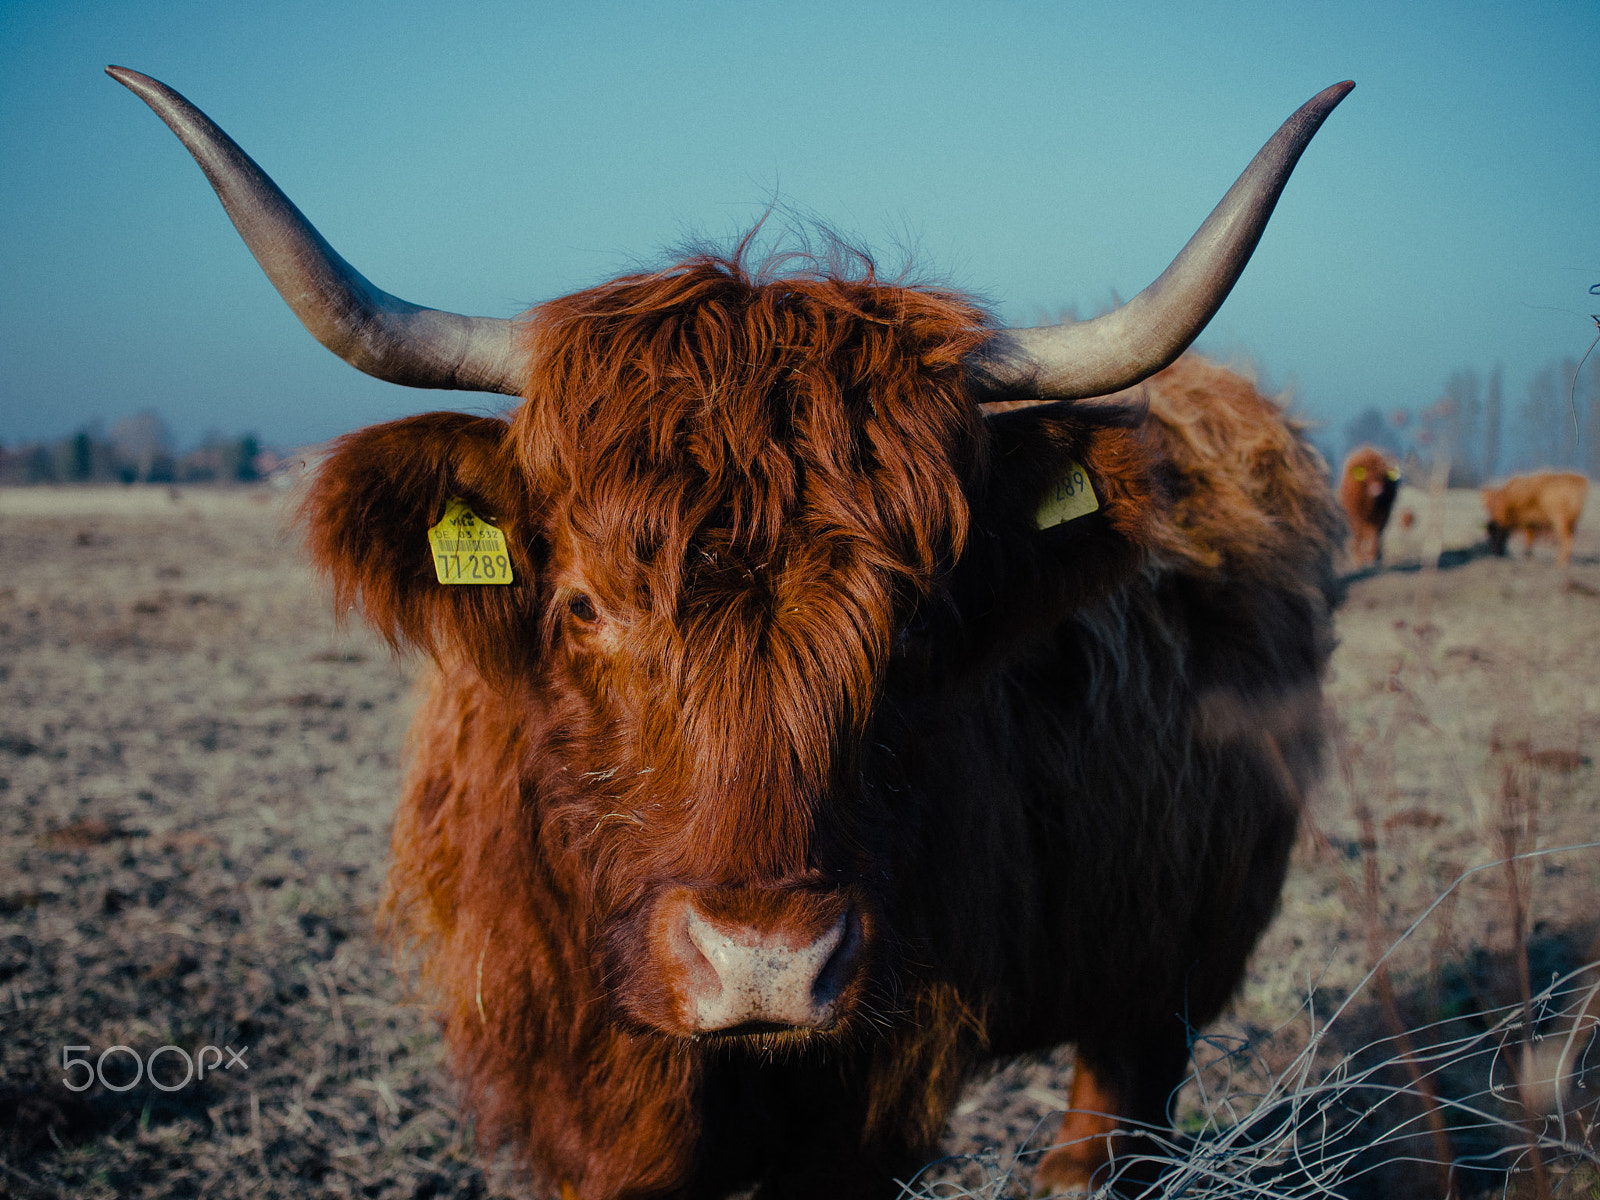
{"left": 2, "top": 0, "right": 1597, "bottom": 449}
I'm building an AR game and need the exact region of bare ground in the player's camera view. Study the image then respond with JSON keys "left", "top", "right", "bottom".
{"left": 1, "top": 483, "right": 1597, "bottom": 1199}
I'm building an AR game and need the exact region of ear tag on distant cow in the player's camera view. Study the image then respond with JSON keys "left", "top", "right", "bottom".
{"left": 428, "top": 498, "right": 514, "bottom": 584}
{"left": 1035, "top": 462, "right": 1100, "bottom": 530}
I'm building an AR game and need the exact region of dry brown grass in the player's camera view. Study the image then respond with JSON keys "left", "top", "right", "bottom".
{"left": 1, "top": 482, "right": 1597, "bottom": 1199}
{"left": 0, "top": 486, "right": 514, "bottom": 1199}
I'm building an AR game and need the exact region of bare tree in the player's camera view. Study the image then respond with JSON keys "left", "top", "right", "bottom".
{"left": 1482, "top": 365, "right": 1502, "bottom": 482}
{"left": 1517, "top": 361, "right": 1579, "bottom": 470}
{"left": 1583, "top": 351, "right": 1600, "bottom": 479}
{"left": 1441, "top": 369, "right": 1482, "bottom": 485}
{"left": 110, "top": 410, "right": 173, "bottom": 482}
{"left": 1343, "top": 407, "right": 1402, "bottom": 460}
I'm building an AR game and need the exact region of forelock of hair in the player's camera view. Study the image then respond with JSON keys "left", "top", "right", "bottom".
{"left": 511, "top": 234, "right": 996, "bottom": 601}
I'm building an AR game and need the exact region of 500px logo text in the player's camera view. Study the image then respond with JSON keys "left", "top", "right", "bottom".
{"left": 60, "top": 1044, "right": 249, "bottom": 1092}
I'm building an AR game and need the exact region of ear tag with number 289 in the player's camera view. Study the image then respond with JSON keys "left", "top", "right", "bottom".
{"left": 427, "top": 498, "right": 514, "bottom": 584}
{"left": 1035, "top": 462, "right": 1100, "bottom": 530}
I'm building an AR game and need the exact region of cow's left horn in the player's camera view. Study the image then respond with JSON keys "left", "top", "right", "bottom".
{"left": 107, "top": 67, "right": 526, "bottom": 396}
{"left": 968, "top": 81, "right": 1353, "bottom": 404}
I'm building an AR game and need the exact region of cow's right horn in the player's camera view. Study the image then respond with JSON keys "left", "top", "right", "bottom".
{"left": 107, "top": 66, "right": 527, "bottom": 397}
{"left": 969, "top": 80, "right": 1353, "bottom": 407}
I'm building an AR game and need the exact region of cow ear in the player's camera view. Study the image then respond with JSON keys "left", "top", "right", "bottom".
{"left": 957, "top": 402, "right": 1157, "bottom": 648}
{"left": 299, "top": 413, "right": 538, "bottom": 682}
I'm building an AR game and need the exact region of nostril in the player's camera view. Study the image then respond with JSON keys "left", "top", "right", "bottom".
{"left": 809, "top": 909, "right": 862, "bottom": 1007}
{"left": 664, "top": 903, "right": 721, "bottom": 1001}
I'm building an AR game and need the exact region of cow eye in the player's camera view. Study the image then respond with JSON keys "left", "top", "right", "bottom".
{"left": 894, "top": 605, "right": 932, "bottom": 654}
{"left": 567, "top": 593, "right": 599, "bottom": 624}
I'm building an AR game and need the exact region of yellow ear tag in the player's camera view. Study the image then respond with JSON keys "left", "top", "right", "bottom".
{"left": 1035, "top": 462, "right": 1100, "bottom": 530}
{"left": 428, "top": 498, "right": 514, "bottom": 584}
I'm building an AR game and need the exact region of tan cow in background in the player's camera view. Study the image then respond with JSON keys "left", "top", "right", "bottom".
{"left": 1482, "top": 471, "right": 1588, "bottom": 567}
{"left": 1339, "top": 446, "right": 1400, "bottom": 567}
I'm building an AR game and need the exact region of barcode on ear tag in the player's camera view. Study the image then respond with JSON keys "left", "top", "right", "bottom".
{"left": 427, "top": 498, "right": 514, "bottom": 584}
{"left": 1035, "top": 462, "right": 1099, "bottom": 530}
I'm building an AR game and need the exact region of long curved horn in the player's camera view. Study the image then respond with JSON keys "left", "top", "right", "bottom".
{"left": 969, "top": 80, "right": 1353, "bottom": 404}
{"left": 107, "top": 66, "right": 526, "bottom": 396}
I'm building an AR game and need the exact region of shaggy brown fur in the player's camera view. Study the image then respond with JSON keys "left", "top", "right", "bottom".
{"left": 1338, "top": 445, "right": 1400, "bottom": 567}
{"left": 300, "top": 250, "right": 1341, "bottom": 1198}
{"left": 1482, "top": 470, "right": 1588, "bottom": 567}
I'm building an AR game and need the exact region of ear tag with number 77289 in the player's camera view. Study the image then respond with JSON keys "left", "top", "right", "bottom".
{"left": 1035, "top": 462, "right": 1100, "bottom": 530}
{"left": 428, "top": 498, "right": 514, "bottom": 584}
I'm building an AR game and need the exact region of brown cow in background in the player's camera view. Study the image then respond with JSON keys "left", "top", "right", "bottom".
{"left": 1483, "top": 471, "right": 1589, "bottom": 567}
{"left": 112, "top": 67, "right": 1351, "bottom": 1198}
{"left": 1339, "top": 445, "right": 1400, "bottom": 567}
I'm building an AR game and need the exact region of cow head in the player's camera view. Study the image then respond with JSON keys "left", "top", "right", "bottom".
{"left": 108, "top": 67, "right": 1351, "bottom": 1041}
{"left": 298, "top": 255, "right": 1158, "bottom": 1039}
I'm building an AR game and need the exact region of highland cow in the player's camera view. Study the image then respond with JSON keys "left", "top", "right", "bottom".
{"left": 1339, "top": 445, "right": 1400, "bottom": 567}
{"left": 111, "top": 66, "right": 1351, "bottom": 1197}
{"left": 1482, "top": 471, "right": 1589, "bottom": 567}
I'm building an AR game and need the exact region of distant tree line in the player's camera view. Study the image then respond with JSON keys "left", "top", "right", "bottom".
{"left": 0, "top": 411, "right": 272, "bottom": 485}
{"left": 1337, "top": 350, "right": 1600, "bottom": 487}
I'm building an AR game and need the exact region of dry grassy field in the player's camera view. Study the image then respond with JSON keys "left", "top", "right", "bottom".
{"left": 1, "top": 482, "right": 1597, "bottom": 1199}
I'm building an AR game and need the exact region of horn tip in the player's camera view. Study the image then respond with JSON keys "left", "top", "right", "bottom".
{"left": 105, "top": 65, "right": 155, "bottom": 93}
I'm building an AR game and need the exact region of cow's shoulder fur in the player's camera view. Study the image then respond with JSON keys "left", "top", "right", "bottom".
{"left": 1140, "top": 355, "right": 1342, "bottom": 590}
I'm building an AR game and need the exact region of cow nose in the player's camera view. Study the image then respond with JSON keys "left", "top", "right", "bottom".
{"left": 663, "top": 898, "right": 861, "bottom": 1033}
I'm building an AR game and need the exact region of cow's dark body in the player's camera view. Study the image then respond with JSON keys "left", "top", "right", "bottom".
{"left": 361, "top": 341, "right": 1339, "bottom": 1198}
